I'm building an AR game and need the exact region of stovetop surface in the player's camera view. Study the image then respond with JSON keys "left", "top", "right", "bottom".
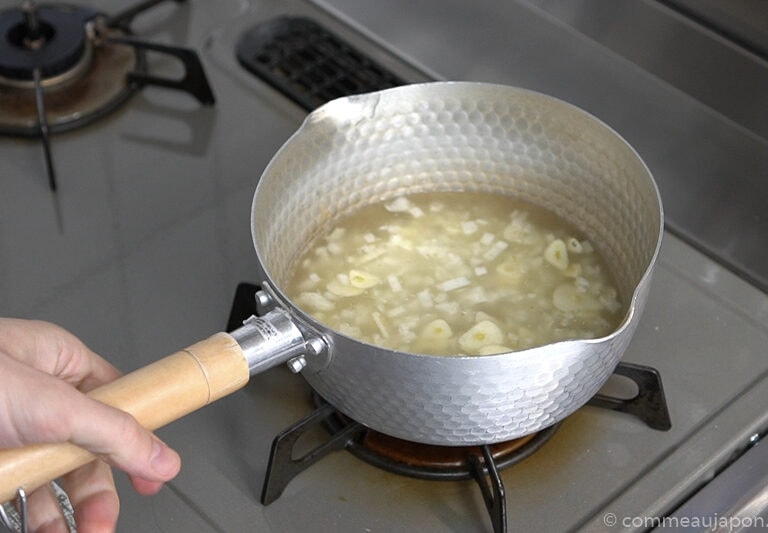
{"left": 323, "top": 0, "right": 768, "bottom": 295}
{"left": 1, "top": 0, "right": 767, "bottom": 531}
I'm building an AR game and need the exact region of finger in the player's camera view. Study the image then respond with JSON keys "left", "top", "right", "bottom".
{"left": 49, "top": 332, "right": 122, "bottom": 394}
{"left": 61, "top": 399, "right": 181, "bottom": 487}
{"left": 69, "top": 406, "right": 182, "bottom": 486}
{"left": 1, "top": 357, "right": 180, "bottom": 485}
{"left": 60, "top": 460, "right": 119, "bottom": 533}
{"left": 25, "top": 483, "right": 68, "bottom": 533}
{"left": 128, "top": 475, "right": 164, "bottom": 496}
{"left": 0, "top": 318, "right": 121, "bottom": 392}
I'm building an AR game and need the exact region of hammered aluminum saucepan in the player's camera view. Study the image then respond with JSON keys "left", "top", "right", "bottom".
{"left": 0, "top": 82, "right": 662, "bottom": 502}
{"left": 251, "top": 81, "right": 663, "bottom": 445}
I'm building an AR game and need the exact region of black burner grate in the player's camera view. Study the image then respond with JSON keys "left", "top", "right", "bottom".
{"left": 236, "top": 16, "right": 406, "bottom": 111}
{"left": 227, "top": 281, "right": 673, "bottom": 533}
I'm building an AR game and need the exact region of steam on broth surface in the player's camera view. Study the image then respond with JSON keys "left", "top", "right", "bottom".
{"left": 286, "top": 191, "right": 623, "bottom": 356}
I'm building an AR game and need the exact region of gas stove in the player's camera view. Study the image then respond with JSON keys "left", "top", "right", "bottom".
{"left": 1, "top": 0, "right": 767, "bottom": 532}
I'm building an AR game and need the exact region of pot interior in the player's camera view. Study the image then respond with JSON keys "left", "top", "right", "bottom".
{"left": 252, "top": 82, "right": 662, "bottom": 308}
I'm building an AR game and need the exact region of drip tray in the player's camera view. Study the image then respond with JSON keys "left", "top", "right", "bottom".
{"left": 236, "top": 16, "right": 406, "bottom": 111}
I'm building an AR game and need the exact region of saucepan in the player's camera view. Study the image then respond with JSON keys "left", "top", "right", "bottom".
{"left": 0, "top": 82, "right": 663, "bottom": 503}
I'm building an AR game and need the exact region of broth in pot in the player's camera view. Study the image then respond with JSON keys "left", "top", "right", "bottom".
{"left": 286, "top": 191, "right": 623, "bottom": 356}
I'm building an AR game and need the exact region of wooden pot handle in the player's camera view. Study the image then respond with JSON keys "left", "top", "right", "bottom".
{"left": 0, "top": 332, "right": 249, "bottom": 503}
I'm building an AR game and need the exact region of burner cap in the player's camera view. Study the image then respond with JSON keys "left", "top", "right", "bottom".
{"left": 0, "top": 4, "right": 97, "bottom": 81}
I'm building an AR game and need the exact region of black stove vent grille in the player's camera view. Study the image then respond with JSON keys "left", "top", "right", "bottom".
{"left": 236, "top": 16, "right": 406, "bottom": 111}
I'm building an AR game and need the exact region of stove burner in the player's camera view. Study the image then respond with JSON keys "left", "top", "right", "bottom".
{"left": 0, "top": 18, "right": 139, "bottom": 137}
{"left": 0, "top": 0, "right": 216, "bottom": 192}
{"left": 259, "top": 395, "right": 558, "bottom": 533}
{"left": 319, "top": 395, "right": 560, "bottom": 481}
{"left": 0, "top": 1, "right": 215, "bottom": 137}
{"left": 362, "top": 431, "right": 539, "bottom": 473}
{"left": 0, "top": 3, "right": 96, "bottom": 84}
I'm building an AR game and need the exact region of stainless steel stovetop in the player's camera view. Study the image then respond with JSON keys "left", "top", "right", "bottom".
{"left": 1, "top": 0, "right": 767, "bottom": 531}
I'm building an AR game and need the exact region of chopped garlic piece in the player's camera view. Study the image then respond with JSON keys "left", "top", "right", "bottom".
{"left": 496, "top": 259, "right": 523, "bottom": 281}
{"left": 599, "top": 287, "right": 622, "bottom": 313}
{"left": 464, "top": 286, "right": 488, "bottom": 304}
{"left": 474, "top": 266, "right": 487, "bottom": 276}
{"left": 544, "top": 239, "right": 569, "bottom": 270}
{"left": 372, "top": 312, "right": 389, "bottom": 338}
{"left": 459, "top": 320, "right": 504, "bottom": 353}
{"left": 398, "top": 322, "right": 416, "bottom": 340}
{"left": 420, "top": 319, "right": 453, "bottom": 340}
{"left": 389, "top": 234, "right": 413, "bottom": 250}
{"left": 297, "top": 292, "right": 334, "bottom": 311}
{"left": 436, "top": 301, "right": 460, "bottom": 316}
{"left": 387, "top": 274, "right": 402, "bottom": 292}
{"left": 564, "top": 263, "right": 582, "bottom": 278}
{"left": 552, "top": 283, "right": 602, "bottom": 312}
{"left": 483, "top": 240, "right": 508, "bottom": 261}
{"left": 437, "top": 276, "right": 470, "bottom": 292}
{"left": 359, "top": 249, "right": 386, "bottom": 263}
{"left": 349, "top": 269, "right": 381, "bottom": 289}
{"left": 566, "top": 237, "right": 583, "bottom": 254}
{"left": 408, "top": 206, "right": 425, "bottom": 218}
{"left": 461, "top": 221, "right": 479, "bottom": 235}
{"left": 480, "top": 232, "right": 495, "bottom": 246}
{"left": 385, "top": 197, "right": 411, "bottom": 212}
{"left": 326, "top": 280, "right": 364, "bottom": 297}
{"left": 417, "top": 289, "right": 434, "bottom": 308}
{"left": 600, "top": 294, "right": 622, "bottom": 313}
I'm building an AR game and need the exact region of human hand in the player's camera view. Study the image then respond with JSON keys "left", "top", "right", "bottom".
{"left": 0, "top": 318, "right": 181, "bottom": 533}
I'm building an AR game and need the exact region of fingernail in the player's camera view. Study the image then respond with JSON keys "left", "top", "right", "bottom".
{"left": 150, "top": 440, "right": 180, "bottom": 478}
